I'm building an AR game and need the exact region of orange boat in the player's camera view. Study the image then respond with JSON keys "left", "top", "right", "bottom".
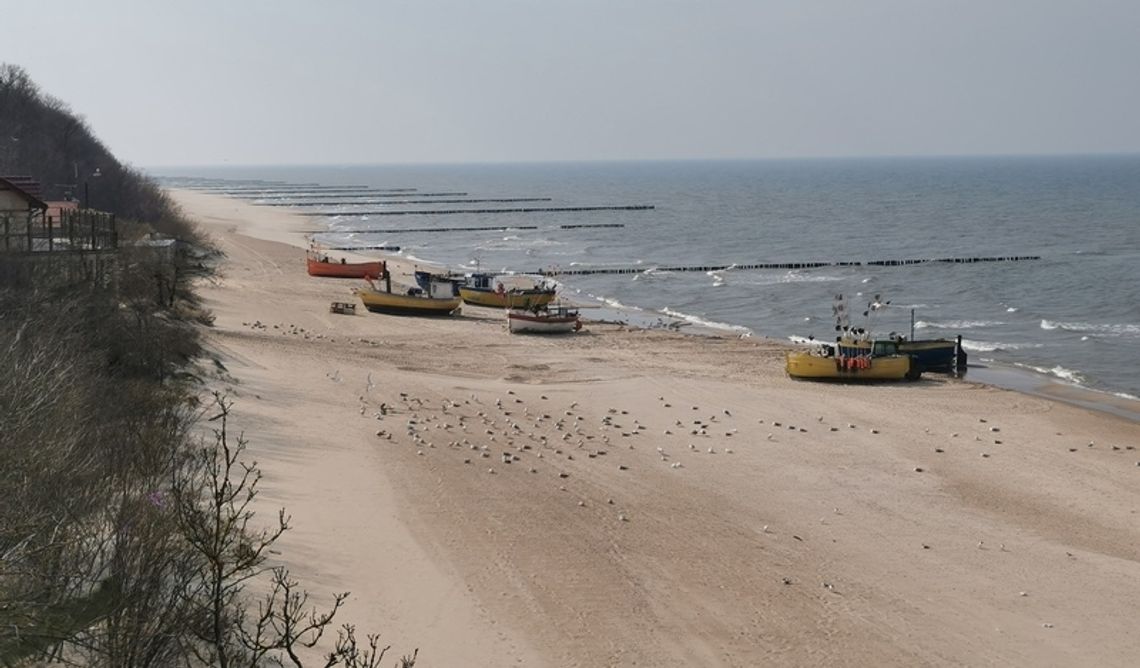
{"left": 306, "top": 254, "right": 386, "bottom": 279}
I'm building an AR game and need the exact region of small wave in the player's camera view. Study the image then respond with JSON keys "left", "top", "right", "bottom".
{"left": 741, "top": 271, "right": 844, "bottom": 286}
{"left": 1006, "top": 307, "right": 1019, "bottom": 313}
{"left": 1049, "top": 365, "right": 1084, "bottom": 384}
{"left": 1113, "top": 391, "right": 1140, "bottom": 401}
{"left": 960, "top": 339, "right": 1043, "bottom": 353}
{"left": 591, "top": 295, "right": 644, "bottom": 312}
{"left": 916, "top": 319, "right": 1005, "bottom": 330}
{"left": 781, "top": 272, "right": 843, "bottom": 284}
{"left": 960, "top": 340, "right": 999, "bottom": 352}
{"left": 1040, "top": 320, "right": 1140, "bottom": 337}
{"left": 659, "top": 307, "right": 753, "bottom": 335}
{"left": 1012, "top": 362, "right": 1086, "bottom": 385}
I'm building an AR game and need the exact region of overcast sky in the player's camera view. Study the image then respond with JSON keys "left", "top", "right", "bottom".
{"left": 5, "top": 0, "right": 1139, "bottom": 166}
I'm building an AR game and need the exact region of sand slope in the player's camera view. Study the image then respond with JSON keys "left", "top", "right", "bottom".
{"left": 174, "top": 190, "right": 1140, "bottom": 667}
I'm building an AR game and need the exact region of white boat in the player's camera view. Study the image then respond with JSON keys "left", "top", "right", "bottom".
{"left": 508, "top": 304, "right": 581, "bottom": 334}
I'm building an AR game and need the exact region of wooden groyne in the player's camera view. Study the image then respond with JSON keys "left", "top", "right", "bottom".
{"left": 235, "top": 191, "right": 467, "bottom": 199}
{"left": 542, "top": 255, "right": 1042, "bottom": 276}
{"left": 309, "top": 205, "right": 654, "bottom": 217}
{"left": 259, "top": 197, "right": 553, "bottom": 207}
{"left": 305, "top": 223, "right": 625, "bottom": 234}
{"left": 193, "top": 185, "right": 415, "bottom": 193}
{"left": 314, "top": 225, "right": 539, "bottom": 234}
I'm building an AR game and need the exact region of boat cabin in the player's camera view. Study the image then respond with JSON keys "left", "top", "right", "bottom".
{"left": 410, "top": 272, "right": 462, "bottom": 298}
{"left": 466, "top": 272, "right": 550, "bottom": 292}
{"left": 831, "top": 339, "right": 901, "bottom": 358}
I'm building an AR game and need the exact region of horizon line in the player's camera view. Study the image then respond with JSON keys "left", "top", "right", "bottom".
{"left": 143, "top": 150, "right": 1140, "bottom": 171}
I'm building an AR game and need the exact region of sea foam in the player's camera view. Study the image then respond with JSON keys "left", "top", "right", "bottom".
{"left": 1040, "top": 320, "right": 1140, "bottom": 337}
{"left": 916, "top": 320, "right": 1005, "bottom": 330}
{"left": 659, "top": 307, "right": 753, "bottom": 335}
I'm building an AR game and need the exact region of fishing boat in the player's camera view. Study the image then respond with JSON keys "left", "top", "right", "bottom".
{"left": 896, "top": 337, "right": 960, "bottom": 372}
{"left": 786, "top": 292, "right": 920, "bottom": 381}
{"left": 357, "top": 270, "right": 462, "bottom": 316}
{"left": 786, "top": 339, "right": 919, "bottom": 381}
{"left": 450, "top": 272, "right": 557, "bottom": 309}
{"left": 508, "top": 304, "right": 582, "bottom": 334}
{"left": 307, "top": 250, "right": 385, "bottom": 279}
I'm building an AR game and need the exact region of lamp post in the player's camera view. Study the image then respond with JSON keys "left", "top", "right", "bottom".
{"left": 83, "top": 167, "right": 102, "bottom": 209}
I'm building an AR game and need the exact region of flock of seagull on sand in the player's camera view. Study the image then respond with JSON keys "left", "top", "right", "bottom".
{"left": 230, "top": 312, "right": 1138, "bottom": 634}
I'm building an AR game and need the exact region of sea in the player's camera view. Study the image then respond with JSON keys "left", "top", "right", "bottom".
{"left": 153, "top": 156, "right": 1140, "bottom": 406}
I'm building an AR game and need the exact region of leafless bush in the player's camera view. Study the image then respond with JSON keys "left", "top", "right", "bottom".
{"left": 1, "top": 277, "right": 416, "bottom": 666}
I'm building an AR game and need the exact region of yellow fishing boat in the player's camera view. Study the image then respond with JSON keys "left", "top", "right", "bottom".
{"left": 786, "top": 339, "right": 919, "bottom": 381}
{"left": 357, "top": 273, "right": 462, "bottom": 316}
{"left": 457, "top": 273, "right": 557, "bottom": 309}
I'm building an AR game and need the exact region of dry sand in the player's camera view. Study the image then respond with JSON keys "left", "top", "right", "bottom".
{"left": 171, "top": 189, "right": 1140, "bottom": 667}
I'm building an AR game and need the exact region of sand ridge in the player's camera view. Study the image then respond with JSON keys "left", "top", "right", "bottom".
{"left": 173, "top": 189, "right": 1140, "bottom": 667}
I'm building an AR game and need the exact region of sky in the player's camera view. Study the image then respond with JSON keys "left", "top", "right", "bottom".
{"left": 5, "top": 0, "right": 1140, "bottom": 167}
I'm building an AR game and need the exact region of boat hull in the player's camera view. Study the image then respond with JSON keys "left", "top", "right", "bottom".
{"left": 307, "top": 257, "right": 385, "bottom": 279}
{"left": 508, "top": 311, "right": 581, "bottom": 334}
{"left": 898, "top": 339, "right": 958, "bottom": 371}
{"left": 786, "top": 352, "right": 917, "bottom": 380}
{"left": 358, "top": 288, "right": 461, "bottom": 316}
{"left": 460, "top": 287, "right": 556, "bottom": 309}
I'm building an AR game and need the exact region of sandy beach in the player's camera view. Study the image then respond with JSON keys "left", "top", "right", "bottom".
{"left": 172, "top": 189, "right": 1140, "bottom": 667}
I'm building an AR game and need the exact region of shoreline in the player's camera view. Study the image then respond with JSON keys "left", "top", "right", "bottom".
{"left": 170, "top": 187, "right": 1140, "bottom": 666}
{"left": 169, "top": 188, "right": 1139, "bottom": 425}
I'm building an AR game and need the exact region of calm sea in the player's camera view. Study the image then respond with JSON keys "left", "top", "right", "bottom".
{"left": 155, "top": 156, "right": 1140, "bottom": 400}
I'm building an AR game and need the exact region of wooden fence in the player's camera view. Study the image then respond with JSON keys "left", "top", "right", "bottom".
{"left": 0, "top": 208, "right": 117, "bottom": 254}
